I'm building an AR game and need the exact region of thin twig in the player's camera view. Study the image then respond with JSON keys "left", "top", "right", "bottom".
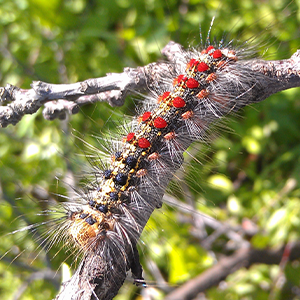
{"left": 164, "top": 242, "right": 300, "bottom": 300}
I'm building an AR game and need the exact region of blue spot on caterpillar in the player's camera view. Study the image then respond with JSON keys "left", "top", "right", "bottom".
{"left": 1, "top": 2, "right": 300, "bottom": 300}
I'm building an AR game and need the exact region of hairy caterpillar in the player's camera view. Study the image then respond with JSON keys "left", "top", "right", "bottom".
{"left": 1, "top": 2, "right": 300, "bottom": 300}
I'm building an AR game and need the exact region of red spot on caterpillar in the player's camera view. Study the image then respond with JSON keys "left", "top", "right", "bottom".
{"left": 206, "top": 73, "right": 217, "bottom": 83}
{"left": 164, "top": 131, "right": 176, "bottom": 140}
{"left": 186, "top": 78, "right": 200, "bottom": 89}
{"left": 126, "top": 132, "right": 135, "bottom": 142}
{"left": 138, "top": 138, "right": 151, "bottom": 148}
{"left": 148, "top": 152, "right": 160, "bottom": 161}
{"left": 154, "top": 117, "right": 168, "bottom": 129}
{"left": 173, "top": 75, "right": 185, "bottom": 86}
{"left": 197, "top": 62, "right": 209, "bottom": 72}
{"left": 172, "top": 97, "right": 185, "bottom": 108}
{"left": 181, "top": 110, "right": 194, "bottom": 120}
{"left": 142, "top": 111, "right": 151, "bottom": 122}
{"left": 213, "top": 49, "right": 222, "bottom": 59}
{"left": 197, "top": 89, "right": 209, "bottom": 99}
{"left": 206, "top": 45, "right": 215, "bottom": 54}
{"left": 136, "top": 169, "right": 147, "bottom": 177}
{"left": 186, "top": 58, "right": 199, "bottom": 70}
{"left": 158, "top": 91, "right": 171, "bottom": 103}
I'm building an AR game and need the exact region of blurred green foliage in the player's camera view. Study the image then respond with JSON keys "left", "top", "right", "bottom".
{"left": 0, "top": 0, "right": 300, "bottom": 299}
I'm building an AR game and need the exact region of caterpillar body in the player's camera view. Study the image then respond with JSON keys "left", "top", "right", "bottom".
{"left": 60, "top": 44, "right": 241, "bottom": 285}
{"left": 67, "top": 46, "right": 240, "bottom": 251}
{"left": 52, "top": 38, "right": 275, "bottom": 299}
{"left": 1, "top": 4, "right": 300, "bottom": 300}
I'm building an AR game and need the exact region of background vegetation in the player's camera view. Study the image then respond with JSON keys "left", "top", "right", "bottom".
{"left": 0, "top": 0, "right": 300, "bottom": 299}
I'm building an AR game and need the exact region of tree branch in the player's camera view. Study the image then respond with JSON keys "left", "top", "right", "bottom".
{"left": 1, "top": 42, "right": 300, "bottom": 127}
{"left": 164, "top": 242, "right": 300, "bottom": 300}
{"left": 0, "top": 67, "right": 148, "bottom": 126}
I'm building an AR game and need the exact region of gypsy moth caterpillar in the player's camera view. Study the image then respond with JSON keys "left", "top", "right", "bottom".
{"left": 1, "top": 1, "right": 300, "bottom": 300}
